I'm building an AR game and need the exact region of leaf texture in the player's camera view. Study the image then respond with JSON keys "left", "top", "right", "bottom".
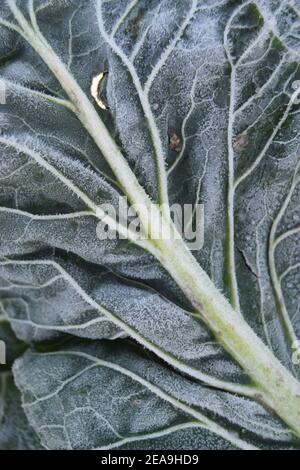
{"left": 13, "top": 341, "right": 300, "bottom": 450}
{"left": 0, "top": 0, "right": 300, "bottom": 449}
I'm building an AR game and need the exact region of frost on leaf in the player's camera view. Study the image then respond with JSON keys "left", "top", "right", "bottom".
{"left": 0, "top": 0, "right": 300, "bottom": 450}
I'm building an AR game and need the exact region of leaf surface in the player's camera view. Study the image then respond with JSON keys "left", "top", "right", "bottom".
{"left": 13, "top": 340, "right": 299, "bottom": 450}
{"left": 0, "top": 0, "right": 300, "bottom": 449}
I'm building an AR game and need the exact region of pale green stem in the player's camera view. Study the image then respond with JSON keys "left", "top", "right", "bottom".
{"left": 148, "top": 223, "right": 300, "bottom": 437}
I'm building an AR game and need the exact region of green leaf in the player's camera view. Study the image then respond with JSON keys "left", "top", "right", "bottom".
{"left": 0, "top": 372, "right": 42, "bottom": 449}
{"left": 0, "top": 257, "right": 250, "bottom": 390}
{"left": 13, "top": 340, "right": 299, "bottom": 450}
{"left": 0, "top": 0, "right": 300, "bottom": 449}
{"left": 0, "top": 312, "right": 40, "bottom": 449}
{"left": 0, "top": 318, "right": 25, "bottom": 368}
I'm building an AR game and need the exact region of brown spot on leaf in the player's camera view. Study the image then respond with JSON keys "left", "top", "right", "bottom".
{"left": 132, "top": 399, "right": 142, "bottom": 405}
{"left": 169, "top": 133, "right": 182, "bottom": 152}
{"left": 233, "top": 132, "right": 249, "bottom": 152}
